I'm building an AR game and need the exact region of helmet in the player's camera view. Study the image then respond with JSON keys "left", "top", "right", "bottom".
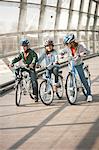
{"left": 20, "top": 38, "right": 30, "bottom": 46}
{"left": 44, "top": 39, "right": 54, "bottom": 47}
{"left": 63, "top": 34, "right": 75, "bottom": 45}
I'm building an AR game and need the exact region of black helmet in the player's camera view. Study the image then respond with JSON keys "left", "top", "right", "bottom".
{"left": 63, "top": 34, "right": 75, "bottom": 45}
{"left": 44, "top": 39, "right": 54, "bottom": 47}
{"left": 20, "top": 38, "right": 30, "bottom": 46}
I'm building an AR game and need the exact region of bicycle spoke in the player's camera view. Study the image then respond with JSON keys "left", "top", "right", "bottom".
{"left": 39, "top": 80, "right": 54, "bottom": 105}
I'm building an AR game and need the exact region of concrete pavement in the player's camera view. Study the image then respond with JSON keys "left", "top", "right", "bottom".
{"left": 0, "top": 56, "right": 99, "bottom": 150}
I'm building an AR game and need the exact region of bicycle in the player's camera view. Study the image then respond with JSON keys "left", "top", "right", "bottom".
{"left": 39, "top": 66, "right": 64, "bottom": 105}
{"left": 65, "top": 60, "right": 91, "bottom": 105}
{"left": 13, "top": 66, "right": 34, "bottom": 106}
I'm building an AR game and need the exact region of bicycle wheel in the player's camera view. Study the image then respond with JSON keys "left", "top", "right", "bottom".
{"left": 82, "top": 67, "right": 91, "bottom": 97}
{"left": 56, "top": 75, "right": 64, "bottom": 99}
{"left": 39, "top": 80, "right": 54, "bottom": 105}
{"left": 15, "top": 80, "right": 22, "bottom": 106}
{"left": 65, "top": 73, "right": 77, "bottom": 104}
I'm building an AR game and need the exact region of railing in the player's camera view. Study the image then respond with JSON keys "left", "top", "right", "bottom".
{"left": 0, "top": 29, "right": 99, "bottom": 58}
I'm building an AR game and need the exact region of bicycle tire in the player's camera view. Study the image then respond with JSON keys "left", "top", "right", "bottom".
{"left": 15, "top": 80, "right": 22, "bottom": 106}
{"left": 56, "top": 75, "right": 64, "bottom": 99}
{"left": 39, "top": 80, "right": 54, "bottom": 105}
{"left": 65, "top": 73, "right": 77, "bottom": 105}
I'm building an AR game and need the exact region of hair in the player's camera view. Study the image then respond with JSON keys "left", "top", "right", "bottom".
{"left": 72, "top": 41, "right": 78, "bottom": 48}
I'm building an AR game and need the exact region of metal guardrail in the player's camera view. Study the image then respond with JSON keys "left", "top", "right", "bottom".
{"left": 0, "top": 29, "right": 98, "bottom": 37}
{"left": 0, "top": 53, "right": 99, "bottom": 95}
{"left": 0, "top": 43, "right": 62, "bottom": 59}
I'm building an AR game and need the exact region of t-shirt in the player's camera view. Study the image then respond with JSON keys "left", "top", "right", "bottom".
{"left": 71, "top": 47, "right": 76, "bottom": 56}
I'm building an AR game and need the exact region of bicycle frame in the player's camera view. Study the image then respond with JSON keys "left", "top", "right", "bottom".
{"left": 42, "top": 68, "right": 62, "bottom": 89}
{"left": 39, "top": 66, "right": 63, "bottom": 105}
{"left": 65, "top": 58, "right": 91, "bottom": 104}
{"left": 68, "top": 60, "right": 82, "bottom": 88}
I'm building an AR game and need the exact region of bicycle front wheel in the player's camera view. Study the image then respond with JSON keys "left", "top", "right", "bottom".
{"left": 56, "top": 75, "right": 64, "bottom": 99}
{"left": 39, "top": 80, "right": 54, "bottom": 105}
{"left": 65, "top": 73, "right": 77, "bottom": 105}
{"left": 15, "top": 80, "right": 22, "bottom": 106}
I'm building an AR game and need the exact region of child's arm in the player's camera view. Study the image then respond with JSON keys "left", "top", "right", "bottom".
{"left": 37, "top": 52, "right": 45, "bottom": 65}
{"left": 12, "top": 53, "right": 22, "bottom": 65}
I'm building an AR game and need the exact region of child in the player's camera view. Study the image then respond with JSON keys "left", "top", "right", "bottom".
{"left": 62, "top": 33, "right": 92, "bottom": 102}
{"left": 9, "top": 38, "right": 38, "bottom": 102}
{"left": 37, "top": 39, "right": 60, "bottom": 91}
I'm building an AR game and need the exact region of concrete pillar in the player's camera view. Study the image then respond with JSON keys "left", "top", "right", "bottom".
{"left": 17, "top": 0, "right": 27, "bottom": 32}
{"left": 85, "top": 0, "right": 92, "bottom": 50}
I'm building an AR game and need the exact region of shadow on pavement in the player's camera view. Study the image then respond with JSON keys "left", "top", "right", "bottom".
{"left": 76, "top": 117, "right": 99, "bottom": 150}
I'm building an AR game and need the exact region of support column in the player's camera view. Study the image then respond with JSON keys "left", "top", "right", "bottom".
{"left": 92, "top": 3, "right": 98, "bottom": 53}
{"left": 77, "top": 0, "right": 84, "bottom": 39}
{"left": 67, "top": 0, "right": 74, "bottom": 30}
{"left": 54, "top": 0, "right": 62, "bottom": 45}
{"left": 85, "top": 0, "right": 92, "bottom": 49}
{"left": 38, "top": 0, "right": 46, "bottom": 46}
{"left": 17, "top": 0, "right": 27, "bottom": 32}
{"left": 17, "top": 0, "right": 27, "bottom": 50}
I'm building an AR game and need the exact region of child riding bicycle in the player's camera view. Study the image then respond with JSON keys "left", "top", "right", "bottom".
{"left": 37, "top": 39, "right": 60, "bottom": 92}
{"left": 61, "top": 33, "right": 92, "bottom": 102}
{"left": 9, "top": 38, "right": 38, "bottom": 102}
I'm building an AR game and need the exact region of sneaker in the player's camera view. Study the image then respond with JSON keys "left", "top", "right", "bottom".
{"left": 87, "top": 95, "right": 93, "bottom": 102}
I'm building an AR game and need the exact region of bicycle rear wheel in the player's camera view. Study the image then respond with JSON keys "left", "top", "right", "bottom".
{"left": 65, "top": 73, "right": 77, "bottom": 104}
{"left": 56, "top": 75, "right": 64, "bottom": 99}
{"left": 39, "top": 80, "right": 54, "bottom": 105}
{"left": 15, "top": 80, "right": 22, "bottom": 106}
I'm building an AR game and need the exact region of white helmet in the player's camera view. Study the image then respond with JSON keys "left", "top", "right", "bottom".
{"left": 63, "top": 34, "right": 75, "bottom": 45}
